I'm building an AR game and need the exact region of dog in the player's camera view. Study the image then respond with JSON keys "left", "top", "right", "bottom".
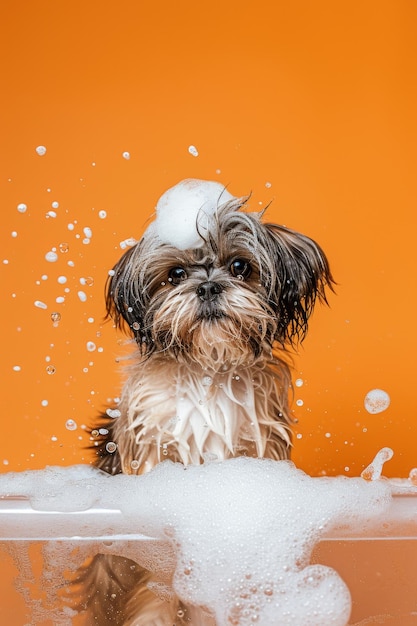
{"left": 74, "top": 179, "right": 334, "bottom": 625}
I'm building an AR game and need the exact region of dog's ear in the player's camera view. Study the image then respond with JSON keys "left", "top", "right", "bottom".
{"left": 105, "top": 243, "right": 147, "bottom": 344}
{"left": 263, "top": 223, "right": 335, "bottom": 344}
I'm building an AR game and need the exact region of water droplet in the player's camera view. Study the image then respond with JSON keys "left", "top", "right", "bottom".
{"left": 45, "top": 251, "right": 58, "bottom": 262}
{"left": 130, "top": 460, "right": 140, "bottom": 470}
{"left": 188, "top": 145, "right": 199, "bottom": 157}
{"left": 78, "top": 290, "right": 87, "bottom": 302}
{"left": 83, "top": 226, "right": 92, "bottom": 238}
{"left": 177, "top": 609, "right": 185, "bottom": 618}
{"left": 59, "top": 242, "right": 69, "bottom": 253}
{"left": 86, "top": 341, "right": 96, "bottom": 352}
{"left": 51, "top": 312, "right": 61, "bottom": 323}
{"left": 13, "top": 365, "right": 21, "bottom": 372}
{"left": 202, "top": 375, "right": 213, "bottom": 387}
{"left": 122, "top": 151, "right": 131, "bottom": 160}
{"left": 46, "top": 365, "right": 56, "bottom": 375}
{"left": 46, "top": 210, "right": 57, "bottom": 218}
{"left": 35, "top": 145, "right": 47, "bottom": 156}
{"left": 295, "top": 378, "right": 304, "bottom": 387}
{"left": 98, "top": 210, "right": 107, "bottom": 219}
{"left": 35, "top": 300, "right": 48, "bottom": 309}
{"left": 51, "top": 201, "right": 59, "bottom": 209}
{"left": 65, "top": 419, "right": 77, "bottom": 431}
{"left": 132, "top": 322, "right": 140, "bottom": 331}
{"left": 17, "top": 203, "right": 27, "bottom": 213}
{"left": 91, "top": 429, "right": 99, "bottom": 438}
{"left": 265, "top": 181, "right": 272, "bottom": 188}
{"left": 106, "top": 408, "right": 121, "bottom": 419}
{"left": 296, "top": 399, "right": 304, "bottom": 407}
{"left": 80, "top": 276, "right": 94, "bottom": 286}
{"left": 106, "top": 441, "right": 117, "bottom": 454}
{"left": 57, "top": 275, "right": 67, "bottom": 284}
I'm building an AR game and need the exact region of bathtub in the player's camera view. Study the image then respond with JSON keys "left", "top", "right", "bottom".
{"left": 0, "top": 467, "right": 416, "bottom": 625}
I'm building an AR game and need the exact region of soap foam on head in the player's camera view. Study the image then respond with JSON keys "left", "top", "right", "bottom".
{"left": 151, "top": 178, "right": 236, "bottom": 250}
{"left": 0, "top": 457, "right": 392, "bottom": 625}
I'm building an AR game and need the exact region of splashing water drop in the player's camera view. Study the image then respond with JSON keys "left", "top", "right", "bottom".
{"left": 106, "top": 408, "right": 121, "bottom": 419}
{"left": 34, "top": 300, "right": 48, "bottom": 310}
{"left": 78, "top": 291, "right": 87, "bottom": 302}
{"left": 45, "top": 251, "right": 58, "bottom": 263}
{"left": 361, "top": 447, "right": 394, "bottom": 481}
{"left": 80, "top": 276, "right": 94, "bottom": 286}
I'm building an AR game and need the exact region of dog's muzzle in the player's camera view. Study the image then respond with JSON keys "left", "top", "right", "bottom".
{"left": 196, "top": 281, "right": 223, "bottom": 302}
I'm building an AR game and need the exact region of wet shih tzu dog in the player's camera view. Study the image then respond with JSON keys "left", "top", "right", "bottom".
{"left": 76, "top": 179, "right": 334, "bottom": 624}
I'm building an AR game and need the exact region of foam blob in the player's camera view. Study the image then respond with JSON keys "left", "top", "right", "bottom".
{"left": 151, "top": 178, "right": 235, "bottom": 250}
{"left": 0, "top": 458, "right": 392, "bottom": 625}
{"left": 364, "top": 389, "right": 390, "bottom": 414}
{"left": 361, "top": 447, "right": 394, "bottom": 481}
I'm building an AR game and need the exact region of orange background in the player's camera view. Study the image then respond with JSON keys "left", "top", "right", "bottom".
{"left": 1, "top": 0, "right": 416, "bottom": 479}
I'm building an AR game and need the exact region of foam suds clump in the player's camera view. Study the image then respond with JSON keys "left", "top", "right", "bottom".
{"left": 0, "top": 457, "right": 392, "bottom": 625}
{"left": 150, "top": 178, "right": 236, "bottom": 250}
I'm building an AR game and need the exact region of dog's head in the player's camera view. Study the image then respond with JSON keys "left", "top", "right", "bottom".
{"left": 106, "top": 179, "right": 334, "bottom": 370}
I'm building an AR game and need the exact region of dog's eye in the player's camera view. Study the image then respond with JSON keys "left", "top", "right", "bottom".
{"left": 168, "top": 267, "right": 188, "bottom": 285}
{"left": 230, "top": 259, "right": 252, "bottom": 280}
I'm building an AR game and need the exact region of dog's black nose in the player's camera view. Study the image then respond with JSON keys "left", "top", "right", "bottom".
{"left": 196, "top": 281, "right": 223, "bottom": 301}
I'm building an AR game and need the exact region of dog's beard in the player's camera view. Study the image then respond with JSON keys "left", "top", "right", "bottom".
{"left": 147, "top": 284, "right": 276, "bottom": 370}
